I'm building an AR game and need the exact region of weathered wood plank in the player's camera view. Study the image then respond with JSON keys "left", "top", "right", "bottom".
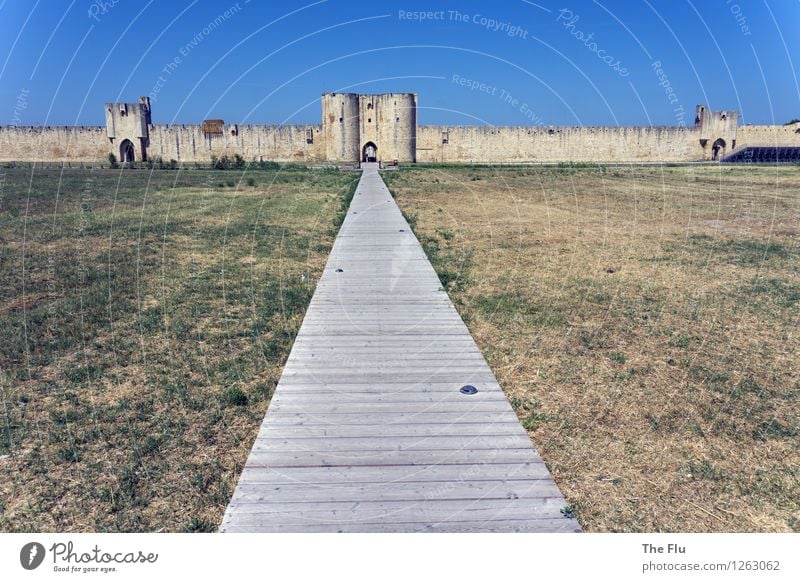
{"left": 220, "top": 518, "right": 582, "bottom": 533}
{"left": 258, "top": 412, "right": 521, "bottom": 426}
{"left": 222, "top": 499, "right": 570, "bottom": 523}
{"left": 257, "top": 422, "right": 528, "bottom": 439}
{"left": 276, "top": 377, "right": 501, "bottom": 387}
{"left": 251, "top": 435, "right": 533, "bottom": 452}
{"left": 266, "top": 401, "right": 513, "bottom": 414}
{"left": 243, "top": 448, "right": 540, "bottom": 467}
{"left": 270, "top": 392, "right": 510, "bottom": 405}
{"left": 227, "top": 479, "right": 564, "bottom": 504}
{"left": 272, "top": 384, "right": 505, "bottom": 393}
{"left": 234, "top": 462, "right": 553, "bottom": 485}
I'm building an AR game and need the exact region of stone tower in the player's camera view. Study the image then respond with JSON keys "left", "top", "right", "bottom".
{"left": 321, "top": 92, "right": 417, "bottom": 163}
{"left": 104, "top": 96, "right": 151, "bottom": 162}
{"left": 322, "top": 93, "right": 360, "bottom": 163}
{"left": 695, "top": 104, "right": 739, "bottom": 160}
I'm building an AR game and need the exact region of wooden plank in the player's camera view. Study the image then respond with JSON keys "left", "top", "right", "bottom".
{"left": 270, "top": 393, "right": 510, "bottom": 405}
{"left": 284, "top": 335, "right": 480, "bottom": 344}
{"left": 277, "top": 373, "right": 499, "bottom": 383}
{"left": 266, "top": 401, "right": 513, "bottom": 414}
{"left": 251, "top": 435, "right": 533, "bottom": 452}
{"left": 234, "top": 462, "right": 553, "bottom": 485}
{"left": 222, "top": 499, "right": 571, "bottom": 523}
{"left": 227, "top": 479, "right": 563, "bottom": 504}
{"left": 242, "top": 448, "right": 541, "bottom": 467}
{"left": 272, "top": 382, "right": 503, "bottom": 392}
{"left": 258, "top": 412, "right": 521, "bottom": 426}
{"left": 279, "top": 365, "right": 492, "bottom": 374}
{"left": 257, "top": 422, "right": 528, "bottom": 439}
{"left": 221, "top": 518, "right": 582, "bottom": 533}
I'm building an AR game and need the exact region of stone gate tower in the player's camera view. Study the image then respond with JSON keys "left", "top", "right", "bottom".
{"left": 104, "top": 96, "right": 151, "bottom": 162}
{"left": 321, "top": 92, "right": 417, "bottom": 163}
{"left": 695, "top": 104, "right": 738, "bottom": 160}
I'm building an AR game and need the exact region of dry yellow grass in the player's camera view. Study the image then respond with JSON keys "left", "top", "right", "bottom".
{"left": 387, "top": 164, "right": 799, "bottom": 532}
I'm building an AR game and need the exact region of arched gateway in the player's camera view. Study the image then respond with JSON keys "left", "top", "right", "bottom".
{"left": 119, "top": 139, "right": 135, "bottom": 163}
{"left": 362, "top": 142, "right": 377, "bottom": 163}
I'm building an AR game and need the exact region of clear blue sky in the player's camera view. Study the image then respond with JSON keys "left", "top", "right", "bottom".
{"left": 1, "top": 0, "right": 798, "bottom": 126}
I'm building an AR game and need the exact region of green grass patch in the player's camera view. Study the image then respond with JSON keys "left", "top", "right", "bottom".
{"left": 0, "top": 166, "right": 353, "bottom": 532}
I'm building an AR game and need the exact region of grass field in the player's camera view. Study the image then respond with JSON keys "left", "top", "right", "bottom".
{"left": 2, "top": 162, "right": 797, "bottom": 533}
{"left": 386, "top": 164, "right": 799, "bottom": 532}
{"left": 0, "top": 166, "right": 357, "bottom": 531}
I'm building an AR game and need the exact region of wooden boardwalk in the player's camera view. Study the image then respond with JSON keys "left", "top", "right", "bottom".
{"left": 220, "top": 164, "right": 580, "bottom": 532}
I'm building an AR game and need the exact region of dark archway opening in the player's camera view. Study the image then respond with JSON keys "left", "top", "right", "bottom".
{"left": 711, "top": 138, "right": 726, "bottom": 161}
{"left": 120, "top": 139, "right": 135, "bottom": 163}
{"left": 362, "top": 142, "right": 377, "bottom": 163}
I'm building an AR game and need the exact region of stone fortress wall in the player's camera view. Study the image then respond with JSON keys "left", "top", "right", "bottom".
{"left": 417, "top": 125, "right": 703, "bottom": 163}
{"left": 736, "top": 124, "right": 800, "bottom": 149}
{"left": 0, "top": 126, "right": 109, "bottom": 162}
{"left": 147, "top": 124, "right": 325, "bottom": 163}
{"left": 0, "top": 93, "right": 798, "bottom": 164}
